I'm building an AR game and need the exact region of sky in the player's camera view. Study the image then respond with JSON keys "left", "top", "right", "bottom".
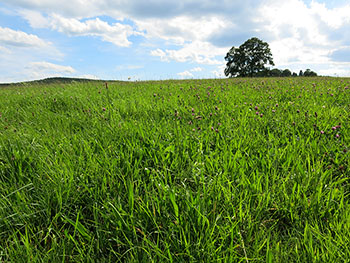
{"left": 0, "top": 0, "right": 350, "bottom": 83}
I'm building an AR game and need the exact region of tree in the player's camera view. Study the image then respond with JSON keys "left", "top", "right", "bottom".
{"left": 299, "top": 70, "right": 304, "bottom": 77}
{"left": 303, "top": 69, "right": 317, "bottom": 77}
{"left": 282, "top": 69, "right": 292, "bottom": 77}
{"left": 224, "top": 37, "right": 274, "bottom": 77}
{"left": 270, "top": 68, "right": 282, "bottom": 77}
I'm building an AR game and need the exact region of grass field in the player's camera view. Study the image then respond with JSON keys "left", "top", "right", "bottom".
{"left": 0, "top": 77, "right": 349, "bottom": 262}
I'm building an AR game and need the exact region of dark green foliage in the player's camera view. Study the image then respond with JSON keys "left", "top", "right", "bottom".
{"left": 225, "top": 37, "right": 274, "bottom": 77}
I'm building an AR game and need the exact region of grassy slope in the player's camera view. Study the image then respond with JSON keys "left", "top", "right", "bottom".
{"left": 0, "top": 77, "right": 349, "bottom": 262}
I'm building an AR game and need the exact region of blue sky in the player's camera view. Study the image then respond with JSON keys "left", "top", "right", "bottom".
{"left": 0, "top": 0, "right": 350, "bottom": 82}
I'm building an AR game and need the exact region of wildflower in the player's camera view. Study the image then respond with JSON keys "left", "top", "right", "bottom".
{"left": 272, "top": 109, "right": 276, "bottom": 113}
{"left": 192, "top": 108, "right": 195, "bottom": 112}
{"left": 211, "top": 126, "right": 214, "bottom": 131}
{"left": 255, "top": 111, "right": 259, "bottom": 115}
{"left": 320, "top": 130, "right": 324, "bottom": 134}
{"left": 275, "top": 104, "right": 279, "bottom": 107}
{"left": 332, "top": 126, "right": 337, "bottom": 131}
{"left": 336, "top": 134, "right": 340, "bottom": 138}
{"left": 297, "top": 109, "right": 300, "bottom": 113}
{"left": 255, "top": 106, "right": 258, "bottom": 110}
{"left": 260, "top": 113, "right": 263, "bottom": 117}
{"left": 103, "top": 107, "right": 106, "bottom": 111}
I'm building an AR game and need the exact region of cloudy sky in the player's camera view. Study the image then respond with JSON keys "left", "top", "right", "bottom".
{"left": 0, "top": 0, "right": 350, "bottom": 82}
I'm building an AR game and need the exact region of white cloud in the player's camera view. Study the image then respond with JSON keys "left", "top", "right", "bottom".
{"left": 257, "top": 0, "right": 350, "bottom": 75}
{"left": 49, "top": 15, "right": 142, "bottom": 47}
{"left": 151, "top": 41, "right": 225, "bottom": 65}
{"left": 135, "top": 15, "right": 226, "bottom": 44}
{"left": 212, "top": 64, "right": 226, "bottom": 78}
{"left": 177, "top": 70, "right": 193, "bottom": 78}
{"left": 0, "top": 26, "right": 51, "bottom": 48}
{"left": 309, "top": 1, "right": 350, "bottom": 29}
{"left": 18, "top": 10, "right": 143, "bottom": 47}
{"left": 190, "top": 67, "right": 202, "bottom": 72}
{"left": 18, "top": 10, "right": 49, "bottom": 28}
{"left": 150, "top": 48, "right": 167, "bottom": 61}
{"left": 319, "top": 65, "right": 350, "bottom": 77}
{"left": 0, "top": 46, "right": 11, "bottom": 54}
{"left": 28, "top": 61, "right": 76, "bottom": 74}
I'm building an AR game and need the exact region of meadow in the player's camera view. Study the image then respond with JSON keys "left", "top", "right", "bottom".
{"left": 0, "top": 77, "right": 349, "bottom": 262}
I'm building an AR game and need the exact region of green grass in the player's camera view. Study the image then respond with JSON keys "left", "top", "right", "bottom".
{"left": 0, "top": 77, "right": 349, "bottom": 262}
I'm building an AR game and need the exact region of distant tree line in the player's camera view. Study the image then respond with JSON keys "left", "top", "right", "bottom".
{"left": 253, "top": 68, "right": 317, "bottom": 77}
{"left": 225, "top": 37, "right": 318, "bottom": 78}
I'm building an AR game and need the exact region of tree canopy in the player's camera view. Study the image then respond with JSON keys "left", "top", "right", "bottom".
{"left": 224, "top": 37, "right": 274, "bottom": 77}
{"left": 224, "top": 37, "right": 318, "bottom": 78}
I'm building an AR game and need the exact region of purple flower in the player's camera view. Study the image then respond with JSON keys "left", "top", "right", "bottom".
{"left": 332, "top": 126, "right": 337, "bottom": 131}
{"left": 102, "top": 107, "right": 106, "bottom": 111}
{"left": 320, "top": 130, "right": 325, "bottom": 134}
{"left": 336, "top": 134, "right": 340, "bottom": 138}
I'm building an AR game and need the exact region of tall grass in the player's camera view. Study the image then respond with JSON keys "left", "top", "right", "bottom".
{"left": 0, "top": 77, "right": 349, "bottom": 262}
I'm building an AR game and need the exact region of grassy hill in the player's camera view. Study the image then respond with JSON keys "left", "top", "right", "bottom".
{"left": 0, "top": 77, "right": 349, "bottom": 262}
